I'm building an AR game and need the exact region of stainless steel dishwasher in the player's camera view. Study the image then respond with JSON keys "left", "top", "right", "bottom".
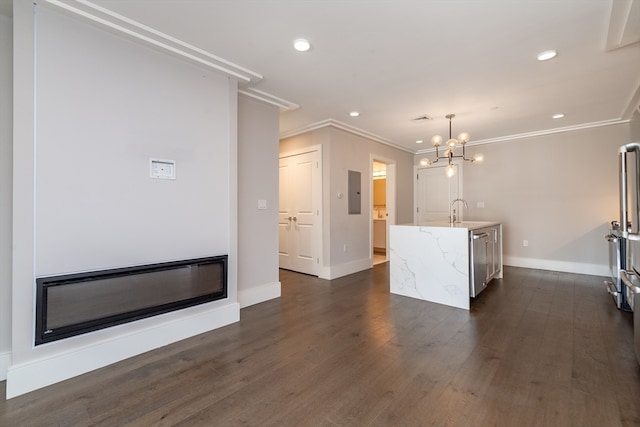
{"left": 470, "top": 231, "right": 489, "bottom": 297}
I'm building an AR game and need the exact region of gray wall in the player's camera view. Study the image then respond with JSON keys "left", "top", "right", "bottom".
{"left": 238, "top": 94, "right": 280, "bottom": 306}
{"left": 281, "top": 127, "right": 414, "bottom": 278}
{"left": 417, "top": 122, "right": 632, "bottom": 275}
{"left": 0, "top": 11, "right": 12, "bottom": 378}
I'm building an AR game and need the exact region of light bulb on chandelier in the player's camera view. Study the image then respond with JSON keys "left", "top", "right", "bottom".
{"left": 445, "top": 164, "right": 456, "bottom": 178}
{"left": 418, "top": 114, "right": 483, "bottom": 177}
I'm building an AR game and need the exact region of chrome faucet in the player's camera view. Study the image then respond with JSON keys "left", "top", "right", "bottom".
{"left": 450, "top": 198, "right": 468, "bottom": 224}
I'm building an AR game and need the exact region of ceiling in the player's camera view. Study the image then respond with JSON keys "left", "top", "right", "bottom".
{"left": 7, "top": 0, "right": 640, "bottom": 153}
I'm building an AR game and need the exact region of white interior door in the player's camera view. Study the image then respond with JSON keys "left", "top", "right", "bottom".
{"left": 279, "top": 150, "right": 319, "bottom": 275}
{"left": 416, "top": 164, "right": 460, "bottom": 222}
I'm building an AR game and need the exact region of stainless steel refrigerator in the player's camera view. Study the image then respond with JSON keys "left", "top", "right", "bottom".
{"left": 618, "top": 142, "right": 640, "bottom": 365}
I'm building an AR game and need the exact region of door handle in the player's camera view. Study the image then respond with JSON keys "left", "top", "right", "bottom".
{"left": 287, "top": 217, "right": 292, "bottom": 221}
{"left": 293, "top": 217, "right": 297, "bottom": 222}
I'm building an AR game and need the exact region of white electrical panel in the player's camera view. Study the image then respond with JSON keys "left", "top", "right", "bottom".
{"left": 150, "top": 158, "right": 176, "bottom": 180}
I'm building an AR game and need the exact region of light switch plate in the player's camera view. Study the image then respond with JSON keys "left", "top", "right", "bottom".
{"left": 150, "top": 159, "right": 176, "bottom": 180}
{"left": 258, "top": 199, "right": 267, "bottom": 210}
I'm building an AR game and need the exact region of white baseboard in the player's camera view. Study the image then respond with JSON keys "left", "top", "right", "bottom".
{"left": 320, "top": 257, "right": 372, "bottom": 280}
{"left": 503, "top": 256, "right": 608, "bottom": 277}
{"left": 238, "top": 281, "right": 281, "bottom": 308}
{"left": 0, "top": 350, "right": 10, "bottom": 381}
{"left": 5, "top": 303, "right": 239, "bottom": 399}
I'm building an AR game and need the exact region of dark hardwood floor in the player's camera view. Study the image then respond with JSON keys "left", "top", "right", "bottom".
{"left": 1, "top": 264, "right": 640, "bottom": 426}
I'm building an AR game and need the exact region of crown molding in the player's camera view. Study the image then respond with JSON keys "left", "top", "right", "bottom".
{"left": 607, "top": 0, "right": 640, "bottom": 51}
{"left": 415, "top": 118, "right": 631, "bottom": 154}
{"left": 41, "top": 0, "right": 300, "bottom": 111}
{"left": 280, "top": 119, "right": 414, "bottom": 154}
{"left": 622, "top": 79, "right": 640, "bottom": 120}
{"left": 239, "top": 88, "right": 299, "bottom": 112}
{"left": 284, "top": 117, "right": 632, "bottom": 156}
{"left": 41, "top": 0, "right": 263, "bottom": 84}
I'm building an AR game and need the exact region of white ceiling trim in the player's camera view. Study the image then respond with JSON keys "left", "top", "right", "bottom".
{"left": 415, "top": 118, "right": 631, "bottom": 154}
{"left": 607, "top": 0, "right": 640, "bottom": 50}
{"left": 239, "top": 88, "right": 299, "bottom": 112}
{"left": 41, "top": 0, "right": 263, "bottom": 84}
{"left": 284, "top": 117, "right": 632, "bottom": 156}
{"left": 622, "top": 79, "right": 640, "bottom": 120}
{"left": 280, "top": 119, "right": 414, "bottom": 154}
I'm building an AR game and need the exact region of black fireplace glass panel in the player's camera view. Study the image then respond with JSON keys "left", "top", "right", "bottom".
{"left": 36, "top": 256, "right": 227, "bottom": 345}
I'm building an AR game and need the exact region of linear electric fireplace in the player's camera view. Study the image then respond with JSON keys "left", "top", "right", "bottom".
{"left": 35, "top": 255, "right": 227, "bottom": 345}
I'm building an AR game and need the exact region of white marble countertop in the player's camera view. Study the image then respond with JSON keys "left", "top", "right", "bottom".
{"left": 395, "top": 221, "right": 501, "bottom": 231}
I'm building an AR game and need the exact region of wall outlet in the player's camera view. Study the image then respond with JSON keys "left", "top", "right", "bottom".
{"left": 523, "top": 240, "right": 529, "bottom": 247}
{"left": 343, "top": 244, "right": 348, "bottom": 252}
{"left": 477, "top": 201, "right": 485, "bottom": 208}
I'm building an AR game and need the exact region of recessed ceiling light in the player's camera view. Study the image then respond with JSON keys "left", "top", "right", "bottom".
{"left": 552, "top": 113, "right": 565, "bottom": 119}
{"left": 537, "top": 50, "right": 557, "bottom": 61}
{"left": 416, "top": 140, "right": 424, "bottom": 144}
{"left": 349, "top": 111, "right": 360, "bottom": 117}
{"left": 293, "top": 39, "right": 311, "bottom": 52}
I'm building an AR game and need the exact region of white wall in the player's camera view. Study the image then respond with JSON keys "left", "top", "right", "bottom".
{"left": 0, "top": 12, "right": 12, "bottom": 380}
{"left": 8, "top": 2, "right": 239, "bottom": 398}
{"left": 280, "top": 126, "right": 414, "bottom": 279}
{"left": 418, "top": 122, "right": 632, "bottom": 275}
{"left": 34, "top": 7, "right": 230, "bottom": 275}
{"left": 237, "top": 94, "right": 280, "bottom": 307}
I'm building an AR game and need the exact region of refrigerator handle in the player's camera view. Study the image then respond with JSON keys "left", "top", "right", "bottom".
{"left": 620, "top": 269, "right": 640, "bottom": 294}
{"left": 619, "top": 143, "right": 640, "bottom": 240}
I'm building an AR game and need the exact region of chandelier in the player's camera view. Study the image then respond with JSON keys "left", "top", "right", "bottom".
{"left": 419, "top": 114, "right": 483, "bottom": 177}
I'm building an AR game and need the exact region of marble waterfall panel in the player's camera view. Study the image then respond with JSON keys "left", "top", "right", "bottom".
{"left": 389, "top": 225, "right": 470, "bottom": 310}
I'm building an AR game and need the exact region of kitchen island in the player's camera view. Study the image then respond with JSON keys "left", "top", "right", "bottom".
{"left": 389, "top": 221, "right": 502, "bottom": 310}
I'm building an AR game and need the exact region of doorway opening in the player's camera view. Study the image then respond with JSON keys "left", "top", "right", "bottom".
{"left": 371, "top": 157, "right": 396, "bottom": 266}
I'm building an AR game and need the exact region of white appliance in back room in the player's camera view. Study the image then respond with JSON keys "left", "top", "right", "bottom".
{"left": 618, "top": 142, "right": 640, "bottom": 366}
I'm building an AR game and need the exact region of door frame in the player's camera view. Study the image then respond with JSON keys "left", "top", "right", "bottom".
{"left": 370, "top": 154, "right": 396, "bottom": 264}
{"left": 279, "top": 145, "right": 323, "bottom": 276}
{"left": 413, "top": 159, "right": 464, "bottom": 224}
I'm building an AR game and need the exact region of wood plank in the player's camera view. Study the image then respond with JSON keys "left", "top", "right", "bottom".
{"left": 1, "top": 265, "right": 639, "bottom": 426}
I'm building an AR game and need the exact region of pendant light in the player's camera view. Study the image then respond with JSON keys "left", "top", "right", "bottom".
{"left": 419, "top": 114, "right": 483, "bottom": 176}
